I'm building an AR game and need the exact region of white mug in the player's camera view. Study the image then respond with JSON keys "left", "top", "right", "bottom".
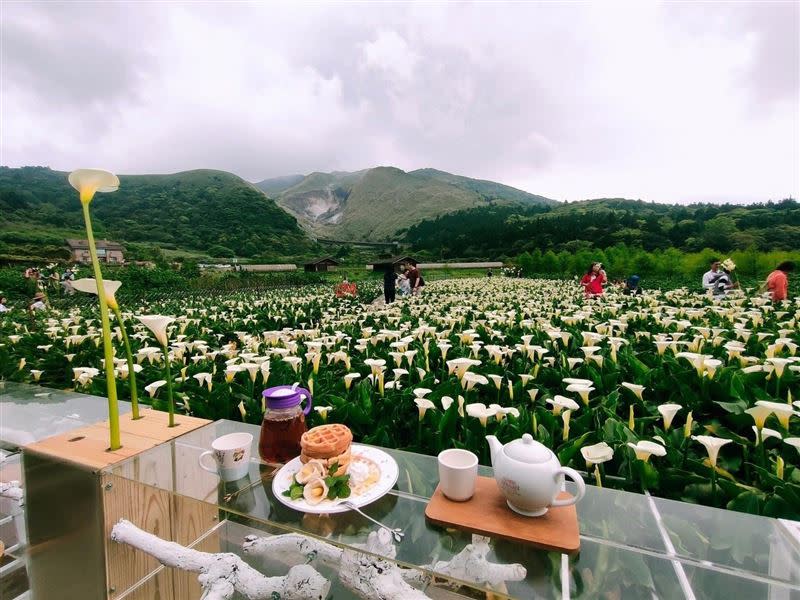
{"left": 438, "top": 448, "right": 478, "bottom": 501}
{"left": 199, "top": 432, "right": 253, "bottom": 482}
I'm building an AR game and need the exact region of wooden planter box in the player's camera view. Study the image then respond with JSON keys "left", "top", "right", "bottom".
{"left": 22, "top": 409, "right": 214, "bottom": 599}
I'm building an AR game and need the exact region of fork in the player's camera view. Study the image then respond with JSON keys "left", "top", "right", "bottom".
{"left": 342, "top": 501, "right": 404, "bottom": 543}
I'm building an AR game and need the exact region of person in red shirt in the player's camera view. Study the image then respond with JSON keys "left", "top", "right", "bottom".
{"left": 580, "top": 262, "right": 607, "bottom": 297}
{"left": 405, "top": 263, "right": 424, "bottom": 295}
{"left": 764, "top": 261, "right": 794, "bottom": 302}
{"left": 334, "top": 277, "right": 358, "bottom": 298}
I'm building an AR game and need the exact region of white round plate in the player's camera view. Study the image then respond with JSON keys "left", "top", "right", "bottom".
{"left": 272, "top": 444, "right": 399, "bottom": 514}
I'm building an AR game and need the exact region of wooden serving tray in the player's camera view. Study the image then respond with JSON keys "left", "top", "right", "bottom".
{"left": 425, "top": 475, "right": 580, "bottom": 554}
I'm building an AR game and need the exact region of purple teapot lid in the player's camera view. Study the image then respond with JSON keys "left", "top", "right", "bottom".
{"left": 262, "top": 384, "right": 312, "bottom": 414}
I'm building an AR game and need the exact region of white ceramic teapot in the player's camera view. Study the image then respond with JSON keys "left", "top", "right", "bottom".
{"left": 487, "top": 434, "right": 586, "bottom": 517}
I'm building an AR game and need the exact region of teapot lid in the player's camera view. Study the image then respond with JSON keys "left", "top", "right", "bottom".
{"left": 262, "top": 383, "right": 312, "bottom": 413}
{"left": 504, "top": 433, "right": 552, "bottom": 463}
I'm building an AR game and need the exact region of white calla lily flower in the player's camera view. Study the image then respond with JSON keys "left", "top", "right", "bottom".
{"left": 627, "top": 440, "right": 666, "bottom": 462}
{"left": 137, "top": 315, "right": 176, "bottom": 347}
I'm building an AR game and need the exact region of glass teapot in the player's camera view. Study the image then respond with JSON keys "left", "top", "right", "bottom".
{"left": 259, "top": 383, "right": 312, "bottom": 463}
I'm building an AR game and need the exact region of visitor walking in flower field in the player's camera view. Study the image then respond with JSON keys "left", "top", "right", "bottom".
{"left": 624, "top": 275, "right": 642, "bottom": 296}
{"left": 702, "top": 258, "right": 735, "bottom": 296}
{"left": 24, "top": 267, "right": 42, "bottom": 294}
{"left": 28, "top": 292, "right": 47, "bottom": 315}
{"left": 334, "top": 277, "right": 357, "bottom": 298}
{"left": 382, "top": 266, "right": 396, "bottom": 304}
{"left": 0, "top": 296, "right": 9, "bottom": 313}
{"left": 763, "top": 261, "right": 794, "bottom": 302}
{"left": 406, "top": 262, "right": 424, "bottom": 295}
{"left": 48, "top": 269, "right": 60, "bottom": 291}
{"left": 580, "top": 262, "right": 606, "bottom": 297}
{"left": 396, "top": 270, "right": 411, "bottom": 296}
{"left": 61, "top": 267, "right": 76, "bottom": 295}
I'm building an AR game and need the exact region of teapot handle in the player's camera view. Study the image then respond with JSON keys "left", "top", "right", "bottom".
{"left": 296, "top": 388, "right": 313, "bottom": 415}
{"left": 551, "top": 467, "right": 586, "bottom": 507}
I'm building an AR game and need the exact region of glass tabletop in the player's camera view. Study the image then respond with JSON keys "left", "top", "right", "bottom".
{"left": 0, "top": 381, "right": 131, "bottom": 450}
{"left": 105, "top": 420, "right": 800, "bottom": 599}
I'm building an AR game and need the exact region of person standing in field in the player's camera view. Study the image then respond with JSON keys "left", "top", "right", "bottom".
{"left": 406, "top": 262, "right": 424, "bottom": 295}
{"left": 335, "top": 277, "right": 357, "bottom": 298}
{"left": 624, "top": 275, "right": 642, "bottom": 296}
{"left": 763, "top": 261, "right": 794, "bottom": 302}
{"left": 382, "top": 265, "right": 396, "bottom": 304}
{"left": 702, "top": 258, "right": 725, "bottom": 295}
{"left": 396, "top": 269, "right": 411, "bottom": 296}
{"left": 580, "top": 262, "right": 606, "bottom": 297}
{"left": 28, "top": 292, "right": 47, "bottom": 315}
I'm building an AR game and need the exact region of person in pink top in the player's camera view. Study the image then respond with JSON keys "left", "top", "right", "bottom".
{"left": 580, "top": 262, "right": 607, "bottom": 297}
{"left": 764, "top": 261, "right": 794, "bottom": 302}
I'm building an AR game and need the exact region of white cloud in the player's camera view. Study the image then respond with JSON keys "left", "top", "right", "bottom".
{"left": 1, "top": 2, "right": 797, "bottom": 203}
{"left": 361, "top": 30, "right": 419, "bottom": 82}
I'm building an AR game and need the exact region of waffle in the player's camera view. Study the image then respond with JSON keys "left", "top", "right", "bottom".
{"left": 300, "top": 448, "right": 351, "bottom": 477}
{"left": 300, "top": 424, "right": 353, "bottom": 459}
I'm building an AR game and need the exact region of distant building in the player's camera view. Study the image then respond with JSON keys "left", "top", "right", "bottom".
{"left": 304, "top": 257, "right": 341, "bottom": 272}
{"left": 66, "top": 239, "right": 125, "bottom": 264}
{"left": 367, "top": 255, "right": 418, "bottom": 272}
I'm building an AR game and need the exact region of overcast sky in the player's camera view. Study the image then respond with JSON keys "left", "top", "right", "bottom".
{"left": 2, "top": 1, "right": 798, "bottom": 203}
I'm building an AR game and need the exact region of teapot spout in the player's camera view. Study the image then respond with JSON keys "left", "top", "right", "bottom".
{"left": 486, "top": 435, "right": 502, "bottom": 468}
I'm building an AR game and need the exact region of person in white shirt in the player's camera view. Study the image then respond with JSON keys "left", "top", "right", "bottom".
{"left": 702, "top": 258, "right": 728, "bottom": 296}
{"left": 0, "top": 296, "right": 9, "bottom": 313}
{"left": 28, "top": 292, "right": 47, "bottom": 314}
{"left": 396, "top": 272, "right": 411, "bottom": 296}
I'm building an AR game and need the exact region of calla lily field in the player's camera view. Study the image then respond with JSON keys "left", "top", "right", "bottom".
{"left": 2, "top": 277, "right": 798, "bottom": 517}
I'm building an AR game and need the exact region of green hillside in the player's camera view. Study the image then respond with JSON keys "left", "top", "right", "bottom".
{"left": 270, "top": 166, "right": 555, "bottom": 241}
{"left": 404, "top": 198, "right": 800, "bottom": 258}
{"left": 0, "top": 166, "right": 315, "bottom": 261}
{"left": 409, "top": 168, "right": 553, "bottom": 206}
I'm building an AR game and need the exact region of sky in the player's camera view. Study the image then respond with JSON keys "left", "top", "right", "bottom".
{"left": 2, "top": 1, "right": 798, "bottom": 204}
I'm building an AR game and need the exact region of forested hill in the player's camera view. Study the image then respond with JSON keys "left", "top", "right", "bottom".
{"left": 0, "top": 166, "right": 315, "bottom": 260}
{"left": 403, "top": 198, "right": 800, "bottom": 259}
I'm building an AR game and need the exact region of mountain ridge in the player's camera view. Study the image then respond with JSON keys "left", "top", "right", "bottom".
{"left": 3, "top": 164, "right": 795, "bottom": 262}
{"left": 261, "top": 165, "right": 556, "bottom": 241}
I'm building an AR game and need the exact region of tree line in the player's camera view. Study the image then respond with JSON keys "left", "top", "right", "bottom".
{"left": 404, "top": 198, "right": 799, "bottom": 259}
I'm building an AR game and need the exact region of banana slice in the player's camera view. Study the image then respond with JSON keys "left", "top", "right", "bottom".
{"left": 295, "top": 460, "right": 325, "bottom": 484}
{"left": 303, "top": 476, "right": 329, "bottom": 505}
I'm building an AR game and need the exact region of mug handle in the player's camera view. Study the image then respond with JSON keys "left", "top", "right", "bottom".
{"left": 199, "top": 451, "right": 217, "bottom": 474}
{"left": 551, "top": 467, "right": 586, "bottom": 507}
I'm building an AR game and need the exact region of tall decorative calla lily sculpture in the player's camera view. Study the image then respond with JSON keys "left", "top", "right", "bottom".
{"left": 71, "top": 278, "right": 140, "bottom": 419}
{"left": 69, "top": 169, "right": 122, "bottom": 450}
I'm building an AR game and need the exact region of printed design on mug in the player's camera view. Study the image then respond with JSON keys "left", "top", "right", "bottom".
{"left": 233, "top": 449, "right": 245, "bottom": 462}
{"left": 215, "top": 449, "right": 225, "bottom": 462}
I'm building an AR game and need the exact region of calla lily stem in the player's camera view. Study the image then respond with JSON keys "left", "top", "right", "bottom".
{"left": 81, "top": 201, "right": 121, "bottom": 449}
{"left": 162, "top": 344, "right": 176, "bottom": 427}
{"left": 113, "top": 305, "right": 140, "bottom": 419}
{"left": 711, "top": 467, "right": 718, "bottom": 507}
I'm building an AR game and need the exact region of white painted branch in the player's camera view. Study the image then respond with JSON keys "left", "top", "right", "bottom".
{"left": 338, "top": 529, "right": 430, "bottom": 600}
{"left": 242, "top": 530, "right": 526, "bottom": 598}
{"left": 430, "top": 535, "right": 527, "bottom": 591}
{"left": 243, "top": 533, "right": 343, "bottom": 569}
{"left": 0, "top": 480, "right": 23, "bottom": 504}
{"left": 111, "top": 519, "right": 330, "bottom": 600}
{"left": 244, "top": 528, "right": 428, "bottom": 599}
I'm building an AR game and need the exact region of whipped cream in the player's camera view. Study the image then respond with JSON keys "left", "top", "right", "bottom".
{"left": 348, "top": 461, "right": 369, "bottom": 486}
